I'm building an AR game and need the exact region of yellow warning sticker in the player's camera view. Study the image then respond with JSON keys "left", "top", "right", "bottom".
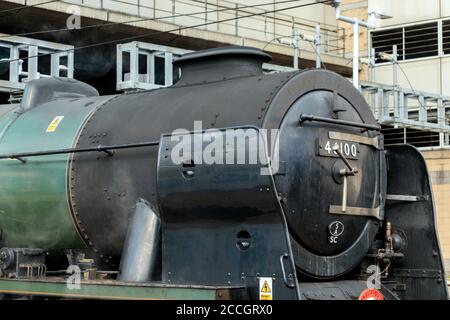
{"left": 259, "top": 277, "right": 273, "bottom": 300}
{"left": 46, "top": 116, "right": 64, "bottom": 132}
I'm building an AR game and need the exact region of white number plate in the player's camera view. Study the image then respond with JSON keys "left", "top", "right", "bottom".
{"left": 318, "top": 139, "right": 359, "bottom": 160}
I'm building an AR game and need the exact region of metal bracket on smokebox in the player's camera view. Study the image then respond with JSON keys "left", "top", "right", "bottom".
{"left": 156, "top": 125, "right": 300, "bottom": 300}
{"left": 386, "top": 194, "right": 429, "bottom": 202}
{"left": 326, "top": 133, "right": 385, "bottom": 217}
{"left": 328, "top": 141, "right": 383, "bottom": 220}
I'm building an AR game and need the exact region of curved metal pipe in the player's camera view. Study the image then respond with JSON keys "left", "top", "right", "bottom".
{"left": 118, "top": 199, "right": 160, "bottom": 283}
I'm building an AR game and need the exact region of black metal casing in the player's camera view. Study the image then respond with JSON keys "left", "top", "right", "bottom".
{"left": 59, "top": 46, "right": 448, "bottom": 299}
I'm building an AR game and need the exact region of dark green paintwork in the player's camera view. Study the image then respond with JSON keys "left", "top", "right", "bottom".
{"left": 0, "top": 97, "right": 102, "bottom": 252}
{"left": 0, "top": 278, "right": 240, "bottom": 300}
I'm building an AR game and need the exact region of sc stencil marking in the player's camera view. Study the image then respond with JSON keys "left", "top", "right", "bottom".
{"left": 329, "top": 221, "right": 344, "bottom": 244}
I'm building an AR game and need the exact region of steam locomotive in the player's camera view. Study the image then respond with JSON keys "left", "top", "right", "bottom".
{"left": 0, "top": 46, "right": 447, "bottom": 300}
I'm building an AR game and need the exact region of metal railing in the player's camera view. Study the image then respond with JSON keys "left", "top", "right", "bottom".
{"left": 61, "top": 0, "right": 346, "bottom": 57}
{"left": 116, "top": 41, "right": 306, "bottom": 91}
{"left": 360, "top": 81, "right": 450, "bottom": 149}
{"left": 0, "top": 34, "right": 74, "bottom": 101}
{"left": 116, "top": 42, "right": 189, "bottom": 91}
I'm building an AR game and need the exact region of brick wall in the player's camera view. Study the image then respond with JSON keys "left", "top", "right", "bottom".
{"left": 340, "top": 0, "right": 369, "bottom": 81}
{"left": 422, "top": 150, "right": 450, "bottom": 272}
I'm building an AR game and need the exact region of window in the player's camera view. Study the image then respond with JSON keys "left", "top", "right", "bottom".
{"left": 443, "top": 19, "right": 450, "bottom": 55}
{"left": 371, "top": 27, "right": 404, "bottom": 63}
{"left": 404, "top": 22, "right": 438, "bottom": 60}
{"left": 372, "top": 22, "right": 438, "bottom": 63}
{"left": 382, "top": 126, "right": 440, "bottom": 148}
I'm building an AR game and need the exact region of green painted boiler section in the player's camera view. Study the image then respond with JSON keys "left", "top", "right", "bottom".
{"left": 0, "top": 97, "right": 102, "bottom": 253}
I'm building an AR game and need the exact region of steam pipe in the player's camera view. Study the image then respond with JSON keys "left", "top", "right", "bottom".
{"left": 118, "top": 199, "right": 160, "bottom": 282}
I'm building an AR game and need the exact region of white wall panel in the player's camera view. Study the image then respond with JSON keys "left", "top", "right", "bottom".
{"left": 374, "top": 58, "right": 441, "bottom": 94}
{"left": 439, "top": 57, "right": 450, "bottom": 96}
{"left": 103, "top": 0, "right": 139, "bottom": 16}
{"left": 441, "top": 0, "right": 450, "bottom": 18}
{"left": 369, "top": 0, "right": 440, "bottom": 27}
